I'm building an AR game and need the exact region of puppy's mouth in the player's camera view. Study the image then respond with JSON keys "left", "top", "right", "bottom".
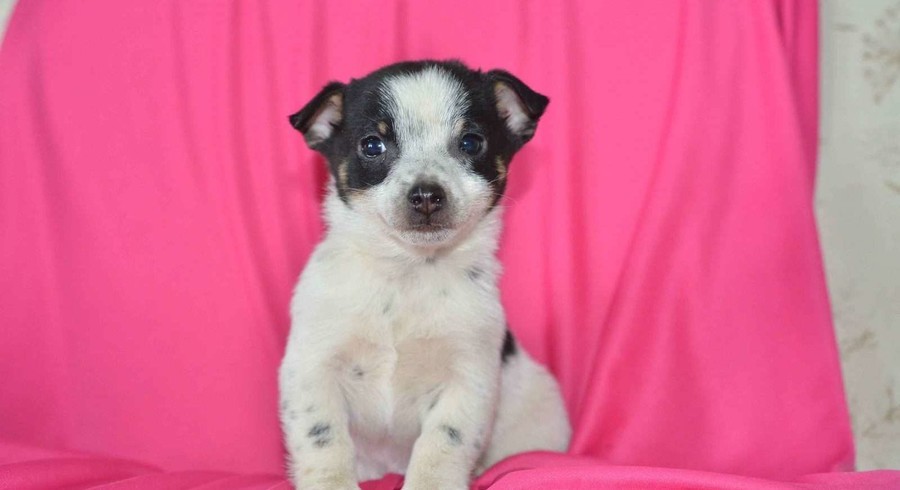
{"left": 398, "top": 221, "right": 455, "bottom": 240}
{"left": 405, "top": 220, "right": 451, "bottom": 232}
{"left": 397, "top": 209, "right": 457, "bottom": 234}
{"left": 385, "top": 216, "right": 459, "bottom": 246}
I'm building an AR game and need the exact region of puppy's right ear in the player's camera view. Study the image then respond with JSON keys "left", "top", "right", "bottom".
{"left": 288, "top": 81, "right": 345, "bottom": 149}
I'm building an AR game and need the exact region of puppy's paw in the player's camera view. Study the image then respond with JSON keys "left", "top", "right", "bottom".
{"left": 403, "top": 482, "right": 467, "bottom": 490}
{"left": 296, "top": 470, "right": 361, "bottom": 490}
{"left": 402, "top": 474, "right": 468, "bottom": 490}
{"left": 315, "top": 484, "right": 360, "bottom": 490}
{"left": 299, "top": 480, "right": 361, "bottom": 490}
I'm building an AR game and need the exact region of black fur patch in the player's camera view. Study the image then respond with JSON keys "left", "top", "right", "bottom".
{"left": 308, "top": 423, "right": 332, "bottom": 448}
{"left": 501, "top": 329, "right": 517, "bottom": 365}
{"left": 308, "top": 423, "right": 330, "bottom": 437}
{"left": 441, "top": 425, "right": 463, "bottom": 446}
{"left": 289, "top": 60, "right": 548, "bottom": 205}
{"left": 428, "top": 394, "right": 440, "bottom": 412}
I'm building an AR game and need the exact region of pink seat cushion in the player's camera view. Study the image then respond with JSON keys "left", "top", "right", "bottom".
{"left": 1, "top": 0, "right": 897, "bottom": 488}
{"left": 1, "top": 446, "right": 899, "bottom": 490}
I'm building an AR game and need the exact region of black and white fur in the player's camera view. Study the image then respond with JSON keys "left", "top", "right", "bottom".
{"left": 280, "top": 60, "right": 570, "bottom": 490}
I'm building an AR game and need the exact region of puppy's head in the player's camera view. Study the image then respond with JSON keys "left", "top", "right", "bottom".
{"left": 290, "top": 60, "right": 548, "bottom": 248}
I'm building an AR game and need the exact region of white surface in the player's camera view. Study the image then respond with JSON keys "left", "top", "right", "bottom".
{"left": 0, "top": 0, "right": 897, "bottom": 471}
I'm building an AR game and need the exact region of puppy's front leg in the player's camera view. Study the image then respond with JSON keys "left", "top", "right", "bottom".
{"left": 281, "top": 355, "right": 359, "bottom": 490}
{"left": 403, "top": 353, "right": 499, "bottom": 490}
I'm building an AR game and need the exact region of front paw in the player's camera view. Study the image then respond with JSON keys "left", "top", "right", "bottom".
{"left": 402, "top": 474, "right": 468, "bottom": 490}
{"left": 295, "top": 470, "right": 361, "bottom": 490}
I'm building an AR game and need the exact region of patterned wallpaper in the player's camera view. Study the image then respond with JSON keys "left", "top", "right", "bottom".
{"left": 0, "top": 1, "right": 13, "bottom": 37}
{"left": 820, "top": 0, "right": 900, "bottom": 471}
{"left": 0, "top": 0, "right": 897, "bottom": 472}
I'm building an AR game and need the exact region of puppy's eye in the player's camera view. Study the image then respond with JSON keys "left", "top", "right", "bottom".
{"left": 360, "top": 136, "right": 386, "bottom": 158}
{"left": 459, "top": 133, "right": 485, "bottom": 156}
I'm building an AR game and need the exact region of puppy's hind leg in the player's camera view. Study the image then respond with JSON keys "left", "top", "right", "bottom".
{"left": 478, "top": 351, "right": 571, "bottom": 473}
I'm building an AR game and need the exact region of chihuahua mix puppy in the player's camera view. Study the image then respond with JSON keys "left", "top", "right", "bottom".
{"left": 280, "top": 60, "right": 570, "bottom": 490}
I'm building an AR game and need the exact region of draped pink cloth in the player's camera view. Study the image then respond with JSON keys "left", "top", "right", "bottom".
{"left": 1, "top": 0, "right": 897, "bottom": 488}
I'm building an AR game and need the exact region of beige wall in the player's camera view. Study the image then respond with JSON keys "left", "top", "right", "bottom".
{"left": 0, "top": 0, "right": 897, "bottom": 471}
{"left": 0, "top": 1, "right": 14, "bottom": 37}
{"left": 820, "top": 0, "right": 900, "bottom": 471}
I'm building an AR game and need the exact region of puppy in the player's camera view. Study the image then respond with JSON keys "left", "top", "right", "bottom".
{"left": 280, "top": 60, "right": 570, "bottom": 490}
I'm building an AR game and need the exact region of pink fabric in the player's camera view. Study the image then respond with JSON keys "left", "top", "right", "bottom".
{"left": 1, "top": 0, "right": 897, "bottom": 488}
{"left": 1, "top": 448, "right": 899, "bottom": 490}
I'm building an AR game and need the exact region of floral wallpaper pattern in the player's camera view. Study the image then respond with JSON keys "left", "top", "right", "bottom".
{"left": 820, "top": 0, "right": 900, "bottom": 471}
{"left": 862, "top": 2, "right": 900, "bottom": 104}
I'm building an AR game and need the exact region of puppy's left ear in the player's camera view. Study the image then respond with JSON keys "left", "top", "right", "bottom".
{"left": 486, "top": 70, "right": 549, "bottom": 144}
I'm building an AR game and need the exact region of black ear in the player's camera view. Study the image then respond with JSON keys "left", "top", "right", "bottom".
{"left": 288, "top": 81, "right": 346, "bottom": 149}
{"left": 486, "top": 70, "right": 549, "bottom": 144}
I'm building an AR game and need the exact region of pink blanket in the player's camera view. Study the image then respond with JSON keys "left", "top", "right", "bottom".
{"left": 0, "top": 0, "right": 897, "bottom": 488}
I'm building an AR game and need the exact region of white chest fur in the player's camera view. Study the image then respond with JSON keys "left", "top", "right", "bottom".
{"left": 280, "top": 200, "right": 506, "bottom": 478}
{"left": 323, "top": 255, "right": 502, "bottom": 472}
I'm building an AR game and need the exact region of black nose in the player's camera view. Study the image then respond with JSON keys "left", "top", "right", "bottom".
{"left": 407, "top": 182, "right": 446, "bottom": 216}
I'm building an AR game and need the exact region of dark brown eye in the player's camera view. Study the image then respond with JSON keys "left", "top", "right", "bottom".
{"left": 459, "top": 133, "right": 485, "bottom": 156}
{"left": 361, "top": 136, "right": 386, "bottom": 158}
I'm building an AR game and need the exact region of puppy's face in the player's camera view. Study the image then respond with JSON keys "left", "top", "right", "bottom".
{"left": 290, "top": 61, "right": 548, "bottom": 248}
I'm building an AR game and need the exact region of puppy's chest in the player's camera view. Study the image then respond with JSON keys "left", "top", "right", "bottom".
{"left": 336, "top": 332, "right": 455, "bottom": 431}
{"left": 328, "top": 263, "right": 499, "bottom": 441}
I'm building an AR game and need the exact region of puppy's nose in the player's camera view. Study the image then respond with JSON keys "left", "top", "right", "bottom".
{"left": 407, "top": 182, "right": 446, "bottom": 216}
